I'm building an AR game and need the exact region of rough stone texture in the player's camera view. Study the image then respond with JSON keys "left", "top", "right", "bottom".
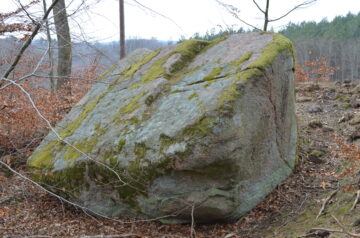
{"left": 28, "top": 32, "right": 297, "bottom": 223}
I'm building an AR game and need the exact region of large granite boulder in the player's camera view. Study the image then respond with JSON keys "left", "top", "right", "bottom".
{"left": 28, "top": 32, "right": 297, "bottom": 223}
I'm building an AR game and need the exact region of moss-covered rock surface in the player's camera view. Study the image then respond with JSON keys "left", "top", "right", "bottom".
{"left": 27, "top": 32, "right": 297, "bottom": 223}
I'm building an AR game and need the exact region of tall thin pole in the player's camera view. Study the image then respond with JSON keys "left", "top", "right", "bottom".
{"left": 119, "top": 0, "right": 126, "bottom": 59}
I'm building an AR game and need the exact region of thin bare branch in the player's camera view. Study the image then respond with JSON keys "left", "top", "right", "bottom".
{"left": 215, "top": 0, "right": 261, "bottom": 31}
{"left": 252, "top": 0, "right": 265, "bottom": 14}
{"left": 190, "top": 203, "right": 196, "bottom": 238}
{"left": 316, "top": 189, "right": 338, "bottom": 220}
{"left": 351, "top": 190, "right": 360, "bottom": 211}
{"left": 300, "top": 228, "right": 360, "bottom": 238}
{"left": 269, "top": 0, "right": 317, "bottom": 22}
{"left": 0, "top": 0, "right": 61, "bottom": 88}
{"left": 131, "top": 0, "right": 185, "bottom": 33}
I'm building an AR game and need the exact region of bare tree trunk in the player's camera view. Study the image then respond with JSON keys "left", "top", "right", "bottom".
{"left": 43, "top": 0, "right": 55, "bottom": 90}
{"left": 53, "top": 0, "right": 72, "bottom": 93}
{"left": 119, "top": 0, "right": 126, "bottom": 59}
{"left": 263, "top": 0, "right": 270, "bottom": 31}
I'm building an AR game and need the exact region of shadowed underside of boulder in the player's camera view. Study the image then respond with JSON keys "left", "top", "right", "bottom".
{"left": 28, "top": 32, "right": 297, "bottom": 223}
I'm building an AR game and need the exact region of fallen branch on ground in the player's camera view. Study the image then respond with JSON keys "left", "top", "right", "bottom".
{"left": 316, "top": 189, "right": 338, "bottom": 220}
{"left": 351, "top": 190, "right": 360, "bottom": 211}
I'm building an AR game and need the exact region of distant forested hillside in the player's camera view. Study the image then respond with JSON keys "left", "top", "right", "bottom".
{"left": 280, "top": 12, "right": 360, "bottom": 81}
{"left": 280, "top": 13, "right": 360, "bottom": 40}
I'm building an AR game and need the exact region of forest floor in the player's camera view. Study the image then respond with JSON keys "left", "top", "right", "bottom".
{"left": 0, "top": 82, "right": 359, "bottom": 238}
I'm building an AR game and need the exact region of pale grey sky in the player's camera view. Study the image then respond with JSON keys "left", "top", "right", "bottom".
{"left": 3, "top": 0, "right": 360, "bottom": 41}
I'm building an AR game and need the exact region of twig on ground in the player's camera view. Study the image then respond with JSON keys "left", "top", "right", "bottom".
{"left": 80, "top": 235, "right": 141, "bottom": 238}
{"left": 351, "top": 190, "right": 360, "bottom": 211}
{"left": 190, "top": 203, "right": 196, "bottom": 238}
{"left": 301, "top": 215, "right": 360, "bottom": 237}
{"left": 316, "top": 189, "right": 338, "bottom": 220}
{"left": 299, "top": 227, "right": 360, "bottom": 238}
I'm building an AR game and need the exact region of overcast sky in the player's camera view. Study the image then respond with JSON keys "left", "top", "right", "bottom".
{"left": 3, "top": 0, "right": 360, "bottom": 42}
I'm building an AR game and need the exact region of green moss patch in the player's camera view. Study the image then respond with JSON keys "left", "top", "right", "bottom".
{"left": 123, "top": 50, "right": 161, "bottom": 79}
{"left": 183, "top": 116, "right": 218, "bottom": 137}
{"left": 188, "top": 93, "right": 199, "bottom": 100}
{"left": 232, "top": 52, "right": 253, "bottom": 69}
{"left": 118, "top": 139, "right": 126, "bottom": 153}
{"left": 131, "top": 40, "right": 211, "bottom": 89}
{"left": 63, "top": 137, "right": 98, "bottom": 163}
{"left": 119, "top": 92, "right": 146, "bottom": 114}
{"left": 28, "top": 141, "right": 60, "bottom": 170}
{"left": 216, "top": 34, "right": 294, "bottom": 115}
{"left": 247, "top": 34, "right": 295, "bottom": 70}
{"left": 217, "top": 68, "right": 262, "bottom": 113}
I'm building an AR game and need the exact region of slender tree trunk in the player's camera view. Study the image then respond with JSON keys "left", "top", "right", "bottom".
{"left": 119, "top": 0, "right": 126, "bottom": 59}
{"left": 263, "top": 0, "right": 270, "bottom": 31}
{"left": 43, "top": 0, "right": 55, "bottom": 90}
{"left": 52, "top": 0, "right": 72, "bottom": 94}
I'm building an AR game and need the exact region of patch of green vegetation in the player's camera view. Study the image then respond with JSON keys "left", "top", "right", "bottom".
{"left": 170, "top": 65, "right": 203, "bottom": 85}
{"left": 28, "top": 141, "right": 60, "bottom": 170}
{"left": 132, "top": 40, "right": 211, "bottom": 89}
{"left": 57, "top": 49, "right": 156, "bottom": 138}
{"left": 170, "top": 89, "right": 186, "bottom": 94}
{"left": 182, "top": 116, "right": 218, "bottom": 137}
{"left": 119, "top": 92, "right": 146, "bottom": 114}
{"left": 215, "top": 34, "right": 294, "bottom": 115}
{"left": 203, "top": 67, "right": 223, "bottom": 81}
{"left": 203, "top": 37, "right": 227, "bottom": 52}
{"left": 56, "top": 50, "right": 161, "bottom": 141}
{"left": 309, "top": 149, "right": 324, "bottom": 158}
{"left": 59, "top": 93, "right": 106, "bottom": 139}
{"left": 134, "top": 142, "right": 149, "bottom": 160}
{"left": 247, "top": 34, "right": 295, "bottom": 70}
{"left": 308, "top": 120, "right": 323, "bottom": 128}
{"left": 335, "top": 94, "right": 343, "bottom": 99}
{"left": 201, "top": 67, "right": 228, "bottom": 87}
{"left": 159, "top": 134, "right": 176, "bottom": 153}
{"left": 197, "top": 67, "right": 225, "bottom": 89}
{"left": 118, "top": 139, "right": 126, "bottom": 153}
{"left": 232, "top": 52, "right": 253, "bottom": 69}
{"left": 145, "top": 95, "right": 155, "bottom": 106}
{"left": 170, "top": 39, "right": 210, "bottom": 73}
{"left": 123, "top": 50, "right": 161, "bottom": 79}
{"left": 188, "top": 92, "right": 198, "bottom": 100}
{"left": 97, "top": 64, "right": 117, "bottom": 81}
{"left": 63, "top": 137, "right": 98, "bottom": 163}
{"left": 343, "top": 102, "right": 351, "bottom": 108}
{"left": 217, "top": 68, "right": 262, "bottom": 113}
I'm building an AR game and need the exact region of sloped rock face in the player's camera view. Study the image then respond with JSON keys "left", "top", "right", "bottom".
{"left": 28, "top": 32, "right": 297, "bottom": 223}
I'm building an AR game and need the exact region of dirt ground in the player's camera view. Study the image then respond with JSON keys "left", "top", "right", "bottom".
{"left": 0, "top": 82, "right": 359, "bottom": 238}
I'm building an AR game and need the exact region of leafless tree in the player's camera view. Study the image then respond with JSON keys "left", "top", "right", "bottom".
{"left": 52, "top": 0, "right": 72, "bottom": 93}
{"left": 0, "top": 0, "right": 61, "bottom": 88}
{"left": 216, "top": 0, "right": 317, "bottom": 31}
